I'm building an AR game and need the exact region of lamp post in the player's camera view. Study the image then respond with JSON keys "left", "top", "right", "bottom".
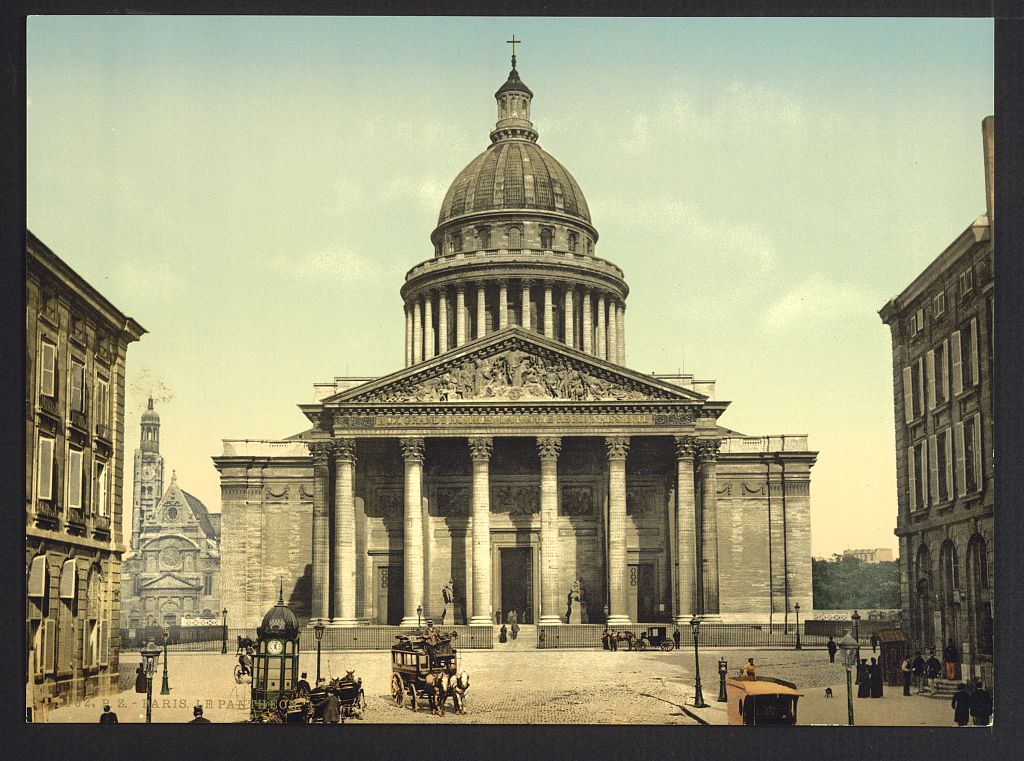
{"left": 159, "top": 624, "right": 171, "bottom": 696}
{"left": 717, "top": 657, "right": 729, "bottom": 702}
{"left": 689, "top": 615, "right": 708, "bottom": 709}
{"left": 417, "top": 605, "right": 423, "bottom": 629}
{"left": 221, "top": 608, "right": 228, "bottom": 654}
{"left": 794, "top": 603, "right": 802, "bottom": 650}
{"left": 851, "top": 609, "right": 861, "bottom": 681}
{"left": 313, "top": 619, "right": 326, "bottom": 685}
{"left": 839, "top": 631, "right": 858, "bottom": 726}
{"left": 140, "top": 639, "right": 161, "bottom": 724}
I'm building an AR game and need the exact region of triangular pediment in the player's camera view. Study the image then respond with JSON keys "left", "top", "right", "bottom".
{"left": 140, "top": 572, "right": 200, "bottom": 591}
{"left": 323, "top": 327, "right": 707, "bottom": 406}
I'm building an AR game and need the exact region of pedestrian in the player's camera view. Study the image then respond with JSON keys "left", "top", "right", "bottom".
{"left": 743, "top": 658, "right": 756, "bottom": 679}
{"left": 826, "top": 636, "right": 838, "bottom": 663}
{"left": 495, "top": 608, "right": 502, "bottom": 625}
{"left": 499, "top": 624, "right": 507, "bottom": 643}
{"left": 609, "top": 630, "right": 618, "bottom": 651}
{"left": 321, "top": 691, "right": 341, "bottom": 724}
{"left": 911, "top": 651, "right": 926, "bottom": 693}
{"left": 900, "top": 655, "right": 912, "bottom": 696}
{"left": 856, "top": 659, "right": 870, "bottom": 698}
{"left": 943, "top": 638, "right": 960, "bottom": 681}
{"left": 134, "top": 662, "right": 148, "bottom": 694}
{"left": 295, "top": 672, "right": 311, "bottom": 696}
{"left": 870, "top": 632, "right": 879, "bottom": 654}
{"left": 951, "top": 683, "right": 971, "bottom": 726}
{"left": 673, "top": 628, "right": 681, "bottom": 650}
{"left": 970, "top": 680, "right": 992, "bottom": 726}
{"left": 926, "top": 650, "right": 942, "bottom": 691}
{"left": 601, "top": 629, "right": 610, "bottom": 650}
{"left": 98, "top": 704, "right": 118, "bottom": 724}
{"left": 869, "top": 657, "right": 883, "bottom": 698}
{"left": 508, "top": 609, "right": 519, "bottom": 640}
{"left": 189, "top": 705, "right": 211, "bottom": 724}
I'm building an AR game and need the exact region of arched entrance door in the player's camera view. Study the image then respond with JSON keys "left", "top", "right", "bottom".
{"left": 939, "top": 539, "right": 960, "bottom": 648}
{"left": 967, "top": 534, "right": 992, "bottom": 659}
{"left": 915, "top": 544, "right": 935, "bottom": 651}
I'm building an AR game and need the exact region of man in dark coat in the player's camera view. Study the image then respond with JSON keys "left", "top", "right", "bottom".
{"left": 601, "top": 629, "right": 610, "bottom": 650}
{"left": 900, "top": 655, "right": 912, "bottom": 696}
{"left": 498, "top": 624, "right": 507, "bottom": 643}
{"left": 869, "top": 657, "right": 883, "bottom": 698}
{"left": 321, "top": 692, "right": 341, "bottom": 724}
{"left": 673, "top": 628, "right": 681, "bottom": 650}
{"left": 926, "top": 651, "right": 942, "bottom": 690}
{"left": 135, "top": 663, "right": 148, "bottom": 694}
{"left": 869, "top": 633, "right": 879, "bottom": 653}
{"left": 951, "top": 683, "right": 971, "bottom": 726}
{"left": 508, "top": 610, "right": 519, "bottom": 640}
{"left": 295, "top": 672, "right": 312, "bottom": 696}
{"left": 856, "top": 659, "right": 870, "bottom": 698}
{"left": 188, "top": 706, "right": 211, "bottom": 723}
{"left": 98, "top": 704, "right": 118, "bottom": 723}
{"left": 970, "top": 681, "right": 993, "bottom": 726}
{"left": 911, "top": 651, "right": 926, "bottom": 693}
{"left": 827, "top": 636, "right": 838, "bottom": 663}
{"left": 943, "top": 639, "right": 960, "bottom": 681}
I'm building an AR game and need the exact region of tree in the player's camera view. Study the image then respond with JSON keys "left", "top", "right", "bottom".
{"left": 813, "top": 557, "right": 899, "bottom": 610}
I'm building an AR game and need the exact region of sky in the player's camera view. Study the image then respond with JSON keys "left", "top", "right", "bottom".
{"left": 26, "top": 16, "right": 993, "bottom": 557}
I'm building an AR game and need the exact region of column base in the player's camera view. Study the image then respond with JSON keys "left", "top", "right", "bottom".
{"left": 607, "top": 614, "right": 632, "bottom": 627}
{"left": 399, "top": 616, "right": 424, "bottom": 628}
{"left": 538, "top": 615, "right": 563, "bottom": 625}
{"left": 331, "top": 617, "right": 358, "bottom": 628}
{"left": 469, "top": 615, "right": 494, "bottom": 627}
{"left": 673, "top": 614, "right": 696, "bottom": 625}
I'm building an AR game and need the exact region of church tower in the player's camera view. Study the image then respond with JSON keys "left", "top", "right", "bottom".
{"left": 131, "top": 397, "right": 164, "bottom": 551}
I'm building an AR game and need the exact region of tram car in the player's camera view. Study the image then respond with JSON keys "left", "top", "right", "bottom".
{"left": 390, "top": 629, "right": 468, "bottom": 715}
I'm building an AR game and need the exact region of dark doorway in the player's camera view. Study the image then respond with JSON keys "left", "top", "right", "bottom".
{"left": 377, "top": 566, "right": 403, "bottom": 625}
{"left": 629, "top": 563, "right": 657, "bottom": 622}
{"left": 500, "top": 548, "right": 533, "bottom": 624}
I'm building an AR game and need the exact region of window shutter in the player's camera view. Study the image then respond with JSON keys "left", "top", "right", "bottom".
{"left": 955, "top": 421, "right": 966, "bottom": 497}
{"left": 902, "top": 366, "right": 913, "bottom": 423}
{"left": 908, "top": 446, "right": 917, "bottom": 511}
{"left": 941, "top": 338, "right": 950, "bottom": 402}
{"left": 973, "top": 415, "right": 983, "bottom": 490}
{"left": 926, "top": 350, "right": 936, "bottom": 410}
{"left": 43, "top": 619, "right": 55, "bottom": 673}
{"left": 921, "top": 442, "right": 929, "bottom": 506}
{"left": 929, "top": 436, "right": 938, "bottom": 506}
{"left": 917, "top": 357, "right": 926, "bottom": 413}
{"left": 68, "top": 450, "right": 83, "bottom": 509}
{"left": 40, "top": 343, "right": 56, "bottom": 396}
{"left": 28, "top": 556, "right": 48, "bottom": 598}
{"left": 36, "top": 437, "right": 54, "bottom": 501}
{"left": 970, "top": 318, "right": 980, "bottom": 386}
{"left": 951, "top": 331, "right": 963, "bottom": 396}
{"left": 944, "top": 430, "right": 954, "bottom": 502}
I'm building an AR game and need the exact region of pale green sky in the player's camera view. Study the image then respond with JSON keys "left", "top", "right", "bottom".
{"left": 27, "top": 16, "right": 993, "bottom": 556}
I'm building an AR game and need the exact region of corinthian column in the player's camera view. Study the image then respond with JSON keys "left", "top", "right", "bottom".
{"left": 423, "top": 292, "right": 435, "bottom": 361}
{"left": 606, "top": 436, "right": 631, "bottom": 626}
{"left": 399, "top": 438, "right": 426, "bottom": 627}
{"left": 564, "top": 287, "right": 575, "bottom": 348}
{"left": 521, "top": 280, "right": 532, "bottom": 330}
{"left": 455, "top": 285, "right": 467, "bottom": 347}
{"left": 698, "top": 439, "right": 722, "bottom": 614}
{"left": 607, "top": 298, "right": 618, "bottom": 363}
{"left": 673, "top": 436, "right": 698, "bottom": 623}
{"left": 307, "top": 442, "right": 331, "bottom": 622}
{"left": 468, "top": 437, "right": 494, "bottom": 626}
{"left": 498, "top": 280, "right": 509, "bottom": 329}
{"left": 617, "top": 302, "right": 626, "bottom": 364}
{"left": 582, "top": 288, "right": 593, "bottom": 355}
{"left": 596, "top": 293, "right": 607, "bottom": 360}
{"left": 538, "top": 437, "right": 562, "bottom": 624}
{"left": 412, "top": 297, "right": 423, "bottom": 365}
{"left": 438, "top": 287, "right": 449, "bottom": 354}
{"left": 332, "top": 438, "right": 357, "bottom": 626}
{"left": 543, "top": 281, "right": 554, "bottom": 337}
{"left": 476, "top": 282, "right": 487, "bottom": 339}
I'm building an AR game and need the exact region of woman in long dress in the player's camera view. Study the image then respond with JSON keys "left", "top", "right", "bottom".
{"left": 856, "top": 660, "right": 870, "bottom": 698}
{"left": 869, "top": 657, "right": 884, "bottom": 698}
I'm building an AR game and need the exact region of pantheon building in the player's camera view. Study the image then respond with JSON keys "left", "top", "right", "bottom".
{"left": 214, "top": 55, "right": 817, "bottom": 635}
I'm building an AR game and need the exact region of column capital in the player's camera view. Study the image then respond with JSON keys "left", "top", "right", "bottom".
{"left": 455, "top": 283, "right": 467, "bottom": 294}
{"left": 468, "top": 436, "right": 494, "bottom": 462}
{"left": 520, "top": 278, "right": 534, "bottom": 288}
{"left": 697, "top": 438, "right": 721, "bottom": 463}
{"left": 673, "top": 435, "right": 699, "bottom": 460}
{"left": 399, "top": 437, "right": 426, "bottom": 464}
{"left": 330, "top": 437, "right": 357, "bottom": 463}
{"left": 605, "top": 436, "right": 630, "bottom": 460}
{"left": 495, "top": 277, "right": 508, "bottom": 287}
{"left": 537, "top": 436, "right": 562, "bottom": 461}
{"left": 307, "top": 441, "right": 333, "bottom": 464}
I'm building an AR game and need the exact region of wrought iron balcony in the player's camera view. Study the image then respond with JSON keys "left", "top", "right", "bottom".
{"left": 95, "top": 422, "right": 112, "bottom": 442}
{"left": 37, "top": 395, "right": 60, "bottom": 421}
{"left": 65, "top": 507, "right": 86, "bottom": 531}
{"left": 93, "top": 515, "right": 111, "bottom": 535}
{"left": 69, "top": 409, "right": 89, "bottom": 433}
{"left": 34, "top": 500, "right": 60, "bottom": 527}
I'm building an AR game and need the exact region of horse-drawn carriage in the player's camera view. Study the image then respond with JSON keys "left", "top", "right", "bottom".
{"left": 234, "top": 635, "right": 256, "bottom": 684}
{"left": 390, "top": 628, "right": 468, "bottom": 716}
{"left": 633, "top": 626, "right": 676, "bottom": 652}
{"left": 251, "top": 673, "right": 366, "bottom": 723}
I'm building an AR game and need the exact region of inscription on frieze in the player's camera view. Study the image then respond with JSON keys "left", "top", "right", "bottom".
{"left": 560, "top": 486, "right": 594, "bottom": 516}
{"left": 491, "top": 485, "right": 539, "bottom": 515}
{"left": 333, "top": 412, "right": 695, "bottom": 428}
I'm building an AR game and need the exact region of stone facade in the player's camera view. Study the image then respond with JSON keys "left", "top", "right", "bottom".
{"left": 879, "top": 116, "right": 994, "bottom": 688}
{"left": 213, "top": 56, "right": 817, "bottom": 632}
{"left": 25, "top": 231, "right": 145, "bottom": 719}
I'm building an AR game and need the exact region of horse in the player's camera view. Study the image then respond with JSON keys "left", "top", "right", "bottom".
{"left": 423, "top": 671, "right": 448, "bottom": 716}
{"left": 450, "top": 670, "right": 469, "bottom": 714}
{"left": 609, "top": 630, "right": 635, "bottom": 650}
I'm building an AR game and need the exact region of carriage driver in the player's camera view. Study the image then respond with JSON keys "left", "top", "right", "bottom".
{"left": 237, "top": 643, "right": 254, "bottom": 678}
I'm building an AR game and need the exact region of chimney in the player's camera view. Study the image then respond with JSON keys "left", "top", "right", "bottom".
{"left": 982, "top": 115, "right": 994, "bottom": 224}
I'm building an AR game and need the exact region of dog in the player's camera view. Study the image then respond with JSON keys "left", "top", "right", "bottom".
{"left": 824, "top": 687, "right": 834, "bottom": 699}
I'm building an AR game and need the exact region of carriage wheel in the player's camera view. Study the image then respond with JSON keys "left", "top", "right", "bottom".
{"left": 635, "top": 639, "right": 647, "bottom": 651}
{"left": 661, "top": 640, "right": 675, "bottom": 652}
{"left": 409, "top": 686, "right": 419, "bottom": 712}
{"left": 391, "top": 674, "right": 405, "bottom": 707}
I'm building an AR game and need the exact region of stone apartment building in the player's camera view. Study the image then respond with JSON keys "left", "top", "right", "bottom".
{"left": 25, "top": 231, "right": 145, "bottom": 719}
{"left": 879, "top": 116, "right": 994, "bottom": 687}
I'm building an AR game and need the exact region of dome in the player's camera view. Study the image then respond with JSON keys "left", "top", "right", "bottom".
{"left": 258, "top": 586, "right": 299, "bottom": 639}
{"left": 437, "top": 140, "right": 591, "bottom": 226}
{"left": 141, "top": 396, "right": 159, "bottom": 423}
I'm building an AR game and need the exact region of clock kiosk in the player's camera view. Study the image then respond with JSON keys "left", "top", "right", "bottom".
{"left": 251, "top": 585, "right": 300, "bottom": 719}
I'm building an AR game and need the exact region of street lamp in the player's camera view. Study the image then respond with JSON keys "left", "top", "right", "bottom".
{"left": 221, "top": 608, "right": 228, "bottom": 654}
{"left": 313, "top": 618, "right": 326, "bottom": 685}
{"left": 851, "top": 609, "right": 861, "bottom": 681}
{"left": 140, "top": 639, "right": 161, "bottom": 724}
{"left": 159, "top": 624, "right": 171, "bottom": 696}
{"left": 689, "top": 615, "right": 708, "bottom": 709}
{"left": 417, "top": 605, "right": 423, "bottom": 629}
{"left": 717, "top": 657, "right": 729, "bottom": 702}
{"left": 794, "top": 603, "right": 802, "bottom": 650}
{"left": 839, "top": 631, "right": 858, "bottom": 726}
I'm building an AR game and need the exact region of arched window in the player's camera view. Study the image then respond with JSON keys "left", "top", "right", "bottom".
{"left": 915, "top": 544, "right": 934, "bottom": 650}
{"left": 967, "top": 534, "right": 992, "bottom": 656}
{"left": 508, "top": 226, "right": 523, "bottom": 249}
{"left": 451, "top": 232, "right": 462, "bottom": 254}
{"left": 477, "top": 227, "right": 491, "bottom": 249}
{"left": 568, "top": 232, "right": 579, "bottom": 252}
{"left": 587, "top": 239, "right": 594, "bottom": 255}
{"left": 939, "top": 540, "right": 959, "bottom": 645}
{"left": 540, "top": 228, "right": 552, "bottom": 249}
{"left": 435, "top": 242, "right": 442, "bottom": 257}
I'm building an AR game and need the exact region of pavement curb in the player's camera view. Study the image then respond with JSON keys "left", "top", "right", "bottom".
{"left": 679, "top": 703, "right": 710, "bottom": 725}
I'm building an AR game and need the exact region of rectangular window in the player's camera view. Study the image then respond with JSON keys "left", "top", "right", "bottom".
{"left": 95, "top": 377, "right": 109, "bottom": 426}
{"left": 926, "top": 350, "right": 936, "bottom": 409}
{"left": 959, "top": 266, "right": 974, "bottom": 297}
{"left": 909, "top": 359, "right": 923, "bottom": 417}
{"left": 39, "top": 342, "right": 56, "bottom": 397}
{"left": 43, "top": 618, "right": 56, "bottom": 674}
{"left": 969, "top": 317, "right": 979, "bottom": 387}
{"left": 909, "top": 312, "right": 919, "bottom": 337}
{"left": 902, "top": 366, "right": 913, "bottom": 423}
{"left": 204, "top": 573, "right": 213, "bottom": 596}
{"left": 928, "top": 435, "right": 938, "bottom": 506}
{"left": 909, "top": 443, "right": 926, "bottom": 510}
{"left": 70, "top": 359, "right": 85, "bottom": 412}
{"left": 951, "top": 330, "right": 964, "bottom": 396}
{"left": 36, "top": 436, "right": 55, "bottom": 501}
{"left": 67, "top": 449, "right": 83, "bottom": 509}
{"left": 95, "top": 461, "right": 109, "bottom": 517}
{"left": 933, "top": 291, "right": 946, "bottom": 318}
{"left": 936, "top": 339, "right": 948, "bottom": 404}
{"left": 964, "top": 414, "right": 981, "bottom": 493}
{"left": 936, "top": 429, "right": 951, "bottom": 503}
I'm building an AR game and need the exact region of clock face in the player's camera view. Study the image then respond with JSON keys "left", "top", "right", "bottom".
{"left": 143, "top": 464, "right": 156, "bottom": 479}
{"left": 267, "top": 639, "right": 284, "bottom": 656}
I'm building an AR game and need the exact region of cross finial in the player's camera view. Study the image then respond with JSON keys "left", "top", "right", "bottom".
{"left": 507, "top": 35, "right": 521, "bottom": 68}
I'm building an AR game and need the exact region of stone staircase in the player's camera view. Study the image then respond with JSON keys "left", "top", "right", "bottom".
{"left": 927, "top": 678, "right": 962, "bottom": 699}
{"left": 494, "top": 624, "right": 537, "bottom": 651}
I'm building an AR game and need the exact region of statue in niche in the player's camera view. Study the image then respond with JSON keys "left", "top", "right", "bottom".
{"left": 440, "top": 579, "right": 454, "bottom": 625}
